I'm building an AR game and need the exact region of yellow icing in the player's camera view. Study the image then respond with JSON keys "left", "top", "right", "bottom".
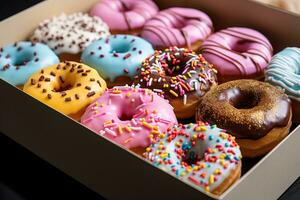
{"left": 23, "top": 61, "right": 106, "bottom": 116}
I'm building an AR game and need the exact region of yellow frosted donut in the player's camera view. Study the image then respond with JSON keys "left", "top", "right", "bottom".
{"left": 23, "top": 61, "right": 106, "bottom": 119}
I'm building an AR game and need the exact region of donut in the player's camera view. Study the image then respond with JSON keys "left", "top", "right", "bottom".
{"left": 199, "top": 27, "right": 273, "bottom": 83}
{"left": 80, "top": 86, "right": 177, "bottom": 154}
{"left": 23, "top": 61, "right": 107, "bottom": 120}
{"left": 265, "top": 47, "right": 300, "bottom": 123}
{"left": 196, "top": 79, "right": 292, "bottom": 157}
{"left": 0, "top": 41, "right": 59, "bottom": 88}
{"left": 81, "top": 34, "right": 154, "bottom": 87}
{"left": 90, "top": 0, "right": 158, "bottom": 34}
{"left": 31, "top": 12, "right": 110, "bottom": 61}
{"left": 143, "top": 122, "right": 242, "bottom": 195}
{"left": 134, "top": 47, "right": 218, "bottom": 119}
{"left": 140, "top": 7, "right": 213, "bottom": 50}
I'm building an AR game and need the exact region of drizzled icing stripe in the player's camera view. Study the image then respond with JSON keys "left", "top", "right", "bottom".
{"left": 199, "top": 27, "right": 273, "bottom": 81}
{"left": 265, "top": 47, "right": 300, "bottom": 101}
{"left": 141, "top": 7, "right": 213, "bottom": 49}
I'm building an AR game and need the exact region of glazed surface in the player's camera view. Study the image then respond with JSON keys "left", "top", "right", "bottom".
{"left": 31, "top": 13, "right": 110, "bottom": 54}
{"left": 81, "top": 86, "right": 177, "bottom": 149}
{"left": 144, "top": 122, "right": 241, "bottom": 193}
{"left": 23, "top": 61, "right": 106, "bottom": 116}
{"left": 134, "top": 47, "right": 218, "bottom": 106}
{"left": 199, "top": 27, "right": 273, "bottom": 82}
{"left": 196, "top": 79, "right": 291, "bottom": 139}
{"left": 90, "top": 0, "right": 158, "bottom": 31}
{"left": 265, "top": 47, "right": 300, "bottom": 101}
{"left": 81, "top": 34, "right": 154, "bottom": 82}
{"left": 141, "top": 7, "right": 212, "bottom": 49}
{"left": 0, "top": 41, "right": 59, "bottom": 86}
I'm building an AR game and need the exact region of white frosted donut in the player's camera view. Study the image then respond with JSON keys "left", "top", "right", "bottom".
{"left": 31, "top": 12, "right": 110, "bottom": 54}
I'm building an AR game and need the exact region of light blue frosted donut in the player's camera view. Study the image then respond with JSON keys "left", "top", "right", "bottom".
{"left": 0, "top": 41, "right": 59, "bottom": 86}
{"left": 265, "top": 47, "right": 300, "bottom": 101}
{"left": 81, "top": 34, "right": 154, "bottom": 82}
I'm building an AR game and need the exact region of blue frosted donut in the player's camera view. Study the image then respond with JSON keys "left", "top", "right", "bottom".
{"left": 143, "top": 122, "right": 242, "bottom": 195}
{"left": 0, "top": 41, "right": 59, "bottom": 86}
{"left": 81, "top": 34, "right": 154, "bottom": 84}
{"left": 265, "top": 47, "right": 300, "bottom": 101}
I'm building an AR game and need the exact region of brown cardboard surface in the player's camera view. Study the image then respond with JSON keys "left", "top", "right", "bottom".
{"left": 0, "top": 0, "right": 300, "bottom": 199}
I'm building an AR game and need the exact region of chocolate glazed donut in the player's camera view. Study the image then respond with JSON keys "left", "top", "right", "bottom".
{"left": 196, "top": 79, "right": 292, "bottom": 157}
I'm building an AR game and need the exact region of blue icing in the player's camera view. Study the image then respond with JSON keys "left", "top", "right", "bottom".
{"left": 265, "top": 47, "right": 300, "bottom": 101}
{"left": 0, "top": 41, "right": 59, "bottom": 86}
{"left": 81, "top": 34, "right": 154, "bottom": 82}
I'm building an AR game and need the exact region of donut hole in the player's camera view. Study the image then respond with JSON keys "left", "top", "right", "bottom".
{"left": 171, "top": 22, "right": 186, "bottom": 29}
{"left": 181, "top": 142, "right": 205, "bottom": 166}
{"left": 13, "top": 52, "right": 33, "bottom": 66}
{"left": 52, "top": 75, "right": 77, "bottom": 93}
{"left": 231, "top": 40, "right": 252, "bottom": 53}
{"left": 119, "top": 112, "right": 134, "bottom": 121}
{"left": 53, "top": 84, "right": 73, "bottom": 92}
{"left": 118, "top": 1, "right": 132, "bottom": 12}
{"left": 231, "top": 91, "right": 260, "bottom": 109}
{"left": 110, "top": 43, "right": 131, "bottom": 54}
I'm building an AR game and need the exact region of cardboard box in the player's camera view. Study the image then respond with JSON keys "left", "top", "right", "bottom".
{"left": 0, "top": 0, "right": 300, "bottom": 199}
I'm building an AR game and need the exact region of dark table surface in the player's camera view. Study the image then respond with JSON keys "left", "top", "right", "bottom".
{"left": 0, "top": 1, "right": 299, "bottom": 199}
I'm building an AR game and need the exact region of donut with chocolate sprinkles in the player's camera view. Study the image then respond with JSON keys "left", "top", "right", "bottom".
{"left": 0, "top": 41, "right": 59, "bottom": 87}
{"left": 23, "top": 61, "right": 107, "bottom": 120}
{"left": 30, "top": 12, "right": 110, "bottom": 60}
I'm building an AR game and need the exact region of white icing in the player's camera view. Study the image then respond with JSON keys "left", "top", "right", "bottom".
{"left": 31, "top": 12, "right": 110, "bottom": 54}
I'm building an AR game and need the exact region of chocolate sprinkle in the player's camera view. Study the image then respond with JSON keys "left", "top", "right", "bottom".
{"left": 39, "top": 75, "right": 45, "bottom": 81}
{"left": 45, "top": 78, "right": 51, "bottom": 82}
{"left": 31, "top": 79, "right": 36, "bottom": 85}
{"left": 77, "top": 69, "right": 84, "bottom": 73}
{"left": 37, "top": 83, "right": 41, "bottom": 88}
{"left": 50, "top": 71, "right": 56, "bottom": 76}
{"left": 76, "top": 83, "right": 82, "bottom": 87}
{"left": 75, "top": 94, "right": 80, "bottom": 100}
{"left": 82, "top": 73, "right": 87, "bottom": 76}
{"left": 42, "top": 89, "right": 47, "bottom": 93}
{"left": 97, "top": 80, "right": 102, "bottom": 87}
{"left": 47, "top": 94, "right": 52, "bottom": 99}
{"left": 85, "top": 86, "right": 91, "bottom": 90}
{"left": 87, "top": 91, "right": 95, "bottom": 97}
{"left": 90, "top": 78, "right": 95, "bottom": 82}
{"left": 65, "top": 97, "right": 72, "bottom": 102}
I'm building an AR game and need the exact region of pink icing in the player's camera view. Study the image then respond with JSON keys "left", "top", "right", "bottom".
{"left": 90, "top": 0, "right": 158, "bottom": 31}
{"left": 140, "top": 7, "right": 213, "bottom": 49}
{"left": 80, "top": 86, "right": 177, "bottom": 149}
{"left": 199, "top": 27, "right": 273, "bottom": 82}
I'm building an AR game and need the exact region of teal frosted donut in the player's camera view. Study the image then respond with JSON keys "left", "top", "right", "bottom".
{"left": 81, "top": 34, "right": 154, "bottom": 85}
{"left": 0, "top": 41, "right": 59, "bottom": 86}
{"left": 143, "top": 122, "right": 242, "bottom": 195}
{"left": 265, "top": 47, "right": 300, "bottom": 101}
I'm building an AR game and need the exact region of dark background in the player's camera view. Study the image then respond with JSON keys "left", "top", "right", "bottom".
{"left": 0, "top": 0, "right": 299, "bottom": 199}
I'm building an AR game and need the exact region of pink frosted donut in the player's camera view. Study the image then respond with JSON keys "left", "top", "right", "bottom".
{"left": 140, "top": 7, "right": 213, "bottom": 50}
{"left": 199, "top": 27, "right": 273, "bottom": 82}
{"left": 90, "top": 0, "right": 158, "bottom": 32}
{"left": 81, "top": 86, "right": 177, "bottom": 150}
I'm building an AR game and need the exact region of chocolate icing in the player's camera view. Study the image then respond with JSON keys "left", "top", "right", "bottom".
{"left": 196, "top": 79, "right": 291, "bottom": 139}
{"left": 134, "top": 47, "right": 218, "bottom": 105}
